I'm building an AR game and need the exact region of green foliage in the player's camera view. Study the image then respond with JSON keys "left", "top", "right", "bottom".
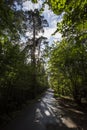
{"left": 49, "top": 38, "right": 87, "bottom": 103}
{"left": 0, "top": 3, "right": 48, "bottom": 118}
{"left": 40, "top": 0, "right": 87, "bottom": 104}
{"left": 1, "top": 0, "right": 87, "bottom": 121}
{"left": 32, "top": 0, "right": 37, "bottom": 3}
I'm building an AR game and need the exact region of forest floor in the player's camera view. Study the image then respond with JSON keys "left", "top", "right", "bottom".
{"left": 56, "top": 96, "right": 87, "bottom": 130}
{"left": 1, "top": 89, "right": 87, "bottom": 130}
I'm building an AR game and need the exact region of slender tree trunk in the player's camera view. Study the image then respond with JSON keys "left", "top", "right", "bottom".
{"left": 73, "top": 84, "right": 81, "bottom": 105}
{"left": 31, "top": 15, "right": 37, "bottom": 98}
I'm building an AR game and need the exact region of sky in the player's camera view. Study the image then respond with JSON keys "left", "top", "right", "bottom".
{"left": 22, "top": 0, "right": 62, "bottom": 44}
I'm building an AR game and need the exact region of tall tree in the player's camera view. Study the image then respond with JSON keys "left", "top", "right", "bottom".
{"left": 24, "top": 9, "right": 48, "bottom": 97}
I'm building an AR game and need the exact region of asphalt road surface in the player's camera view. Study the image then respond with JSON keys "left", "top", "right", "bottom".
{"left": 2, "top": 89, "right": 78, "bottom": 130}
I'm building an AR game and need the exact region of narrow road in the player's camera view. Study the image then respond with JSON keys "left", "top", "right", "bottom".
{"left": 2, "top": 89, "right": 77, "bottom": 130}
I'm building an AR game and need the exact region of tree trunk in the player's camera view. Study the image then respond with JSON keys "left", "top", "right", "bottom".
{"left": 73, "top": 86, "right": 81, "bottom": 105}
{"left": 31, "top": 14, "right": 37, "bottom": 98}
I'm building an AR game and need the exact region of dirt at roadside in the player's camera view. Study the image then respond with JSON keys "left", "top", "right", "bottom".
{"left": 57, "top": 97, "right": 87, "bottom": 130}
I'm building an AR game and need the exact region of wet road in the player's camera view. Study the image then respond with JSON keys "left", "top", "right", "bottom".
{"left": 2, "top": 89, "right": 77, "bottom": 130}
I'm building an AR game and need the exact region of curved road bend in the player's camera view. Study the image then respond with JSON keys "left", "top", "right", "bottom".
{"left": 2, "top": 89, "right": 77, "bottom": 130}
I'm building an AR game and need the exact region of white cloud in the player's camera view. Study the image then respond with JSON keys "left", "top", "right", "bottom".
{"left": 42, "top": 4, "right": 62, "bottom": 44}
{"left": 43, "top": 28, "right": 55, "bottom": 39}
{"left": 42, "top": 4, "right": 63, "bottom": 27}
{"left": 43, "top": 28, "right": 62, "bottom": 43}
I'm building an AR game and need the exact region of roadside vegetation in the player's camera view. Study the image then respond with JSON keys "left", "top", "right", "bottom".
{"left": 0, "top": 0, "right": 87, "bottom": 127}
{"left": 0, "top": 1, "right": 49, "bottom": 126}
{"left": 47, "top": 0, "right": 87, "bottom": 105}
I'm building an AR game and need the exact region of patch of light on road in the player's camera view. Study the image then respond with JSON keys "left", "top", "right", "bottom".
{"left": 35, "top": 108, "right": 43, "bottom": 118}
{"left": 61, "top": 117, "right": 77, "bottom": 128}
{"left": 45, "top": 110, "right": 50, "bottom": 116}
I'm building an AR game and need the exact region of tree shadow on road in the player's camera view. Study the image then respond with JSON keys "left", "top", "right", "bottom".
{"left": 1, "top": 89, "right": 83, "bottom": 130}
{"left": 55, "top": 97, "right": 87, "bottom": 130}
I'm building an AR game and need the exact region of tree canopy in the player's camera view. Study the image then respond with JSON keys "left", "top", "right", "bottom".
{"left": 0, "top": 0, "right": 49, "bottom": 119}
{"left": 0, "top": 0, "right": 87, "bottom": 124}
{"left": 45, "top": 0, "right": 87, "bottom": 103}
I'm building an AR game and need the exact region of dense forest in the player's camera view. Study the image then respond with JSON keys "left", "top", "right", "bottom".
{"left": 0, "top": 0, "right": 87, "bottom": 125}
{"left": 47, "top": 0, "right": 87, "bottom": 104}
{"left": 0, "top": 0, "right": 49, "bottom": 118}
